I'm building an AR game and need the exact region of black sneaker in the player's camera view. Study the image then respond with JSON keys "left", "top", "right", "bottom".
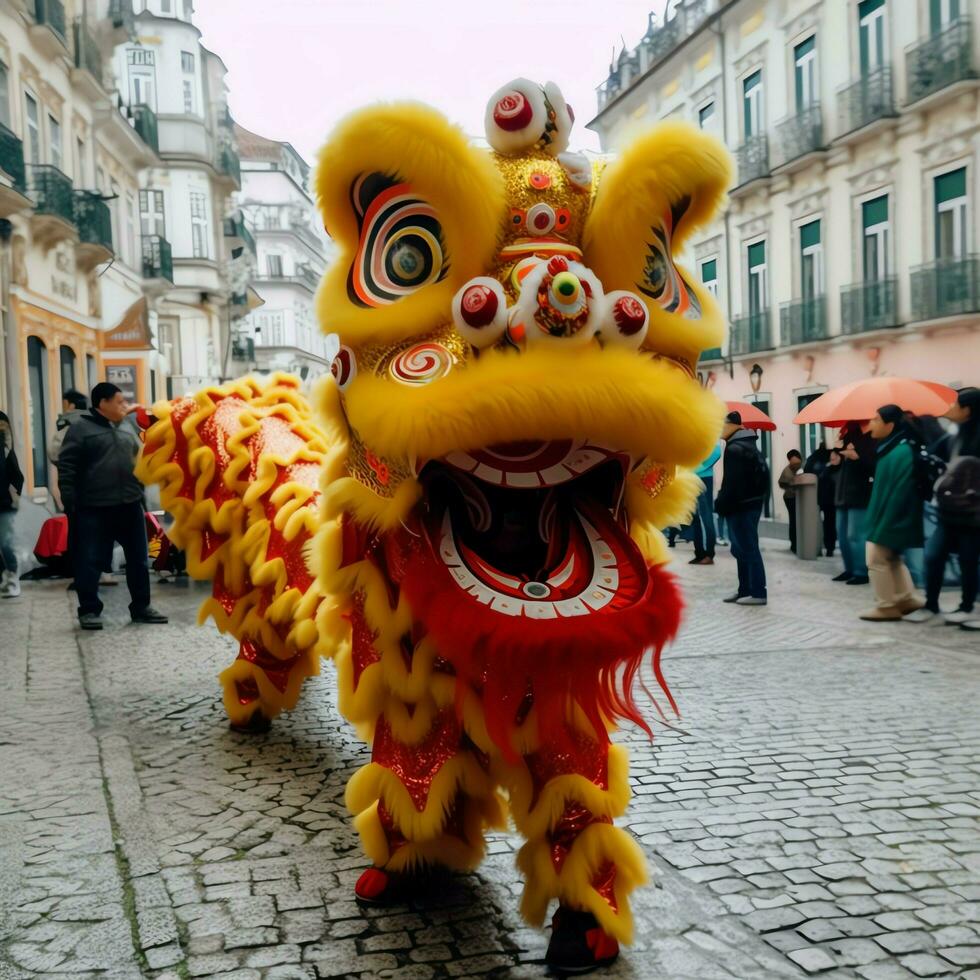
{"left": 546, "top": 907, "right": 619, "bottom": 975}
{"left": 131, "top": 606, "right": 168, "bottom": 624}
{"left": 79, "top": 613, "right": 103, "bottom": 631}
{"left": 846, "top": 575, "right": 869, "bottom": 585}
{"left": 832, "top": 572, "right": 851, "bottom": 582}
{"left": 229, "top": 711, "right": 271, "bottom": 735}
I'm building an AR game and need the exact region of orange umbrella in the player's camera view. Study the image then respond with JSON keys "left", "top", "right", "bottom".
{"left": 725, "top": 400, "right": 776, "bottom": 431}
{"left": 794, "top": 378, "right": 957, "bottom": 428}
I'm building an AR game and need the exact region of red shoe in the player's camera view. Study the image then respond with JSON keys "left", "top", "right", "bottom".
{"left": 546, "top": 906, "right": 620, "bottom": 974}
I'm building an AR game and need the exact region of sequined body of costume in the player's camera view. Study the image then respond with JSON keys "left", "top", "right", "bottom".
{"left": 137, "top": 78, "right": 731, "bottom": 947}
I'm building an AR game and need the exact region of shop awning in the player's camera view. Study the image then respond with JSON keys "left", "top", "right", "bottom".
{"left": 102, "top": 296, "right": 154, "bottom": 351}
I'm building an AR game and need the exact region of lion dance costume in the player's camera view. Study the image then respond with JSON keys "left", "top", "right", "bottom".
{"left": 137, "top": 79, "right": 729, "bottom": 972}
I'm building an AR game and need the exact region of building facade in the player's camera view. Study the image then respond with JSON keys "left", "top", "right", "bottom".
{"left": 232, "top": 124, "right": 332, "bottom": 381}
{"left": 589, "top": 0, "right": 979, "bottom": 525}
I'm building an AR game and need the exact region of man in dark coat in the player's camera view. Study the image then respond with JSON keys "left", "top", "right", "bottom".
{"left": 714, "top": 411, "right": 769, "bottom": 605}
{"left": 57, "top": 382, "right": 167, "bottom": 631}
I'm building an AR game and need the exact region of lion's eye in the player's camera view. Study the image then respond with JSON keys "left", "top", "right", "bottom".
{"left": 511, "top": 208, "right": 526, "bottom": 228}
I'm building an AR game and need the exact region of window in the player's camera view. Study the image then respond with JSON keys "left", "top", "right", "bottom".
{"left": 862, "top": 195, "right": 889, "bottom": 280}
{"left": 931, "top": 0, "right": 961, "bottom": 34}
{"left": 27, "top": 336, "right": 49, "bottom": 488}
{"left": 859, "top": 0, "right": 886, "bottom": 74}
{"left": 0, "top": 61, "right": 10, "bottom": 129}
{"left": 60, "top": 346, "right": 76, "bottom": 398}
{"left": 182, "top": 79, "right": 194, "bottom": 114}
{"left": 47, "top": 115, "right": 62, "bottom": 170}
{"left": 25, "top": 92, "right": 40, "bottom": 165}
{"left": 189, "top": 190, "right": 209, "bottom": 258}
{"left": 126, "top": 192, "right": 137, "bottom": 266}
{"left": 158, "top": 317, "right": 181, "bottom": 376}
{"left": 127, "top": 49, "right": 155, "bottom": 66}
{"left": 700, "top": 257, "right": 718, "bottom": 297}
{"left": 181, "top": 51, "right": 194, "bottom": 73}
{"left": 109, "top": 179, "right": 121, "bottom": 259}
{"left": 698, "top": 102, "right": 715, "bottom": 131}
{"left": 86, "top": 354, "right": 97, "bottom": 392}
{"left": 161, "top": 0, "right": 172, "bottom": 12}
{"left": 267, "top": 208, "right": 280, "bottom": 229}
{"left": 794, "top": 36, "right": 817, "bottom": 111}
{"left": 747, "top": 240, "right": 767, "bottom": 313}
{"left": 266, "top": 253, "right": 283, "bottom": 277}
{"left": 799, "top": 220, "right": 822, "bottom": 298}
{"left": 797, "top": 394, "right": 824, "bottom": 459}
{"left": 182, "top": 0, "right": 193, "bottom": 18}
{"left": 934, "top": 168, "right": 967, "bottom": 260}
{"left": 140, "top": 189, "right": 166, "bottom": 237}
{"left": 75, "top": 137, "right": 87, "bottom": 186}
{"left": 96, "top": 166, "right": 106, "bottom": 193}
{"left": 742, "top": 71, "right": 763, "bottom": 139}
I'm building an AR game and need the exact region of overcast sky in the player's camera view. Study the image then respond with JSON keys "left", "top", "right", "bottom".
{"left": 193, "top": 0, "right": 670, "bottom": 166}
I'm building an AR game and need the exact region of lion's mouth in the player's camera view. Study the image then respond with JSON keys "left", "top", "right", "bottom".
{"left": 417, "top": 441, "right": 650, "bottom": 618}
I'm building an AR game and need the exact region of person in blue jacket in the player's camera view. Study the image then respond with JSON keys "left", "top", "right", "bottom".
{"left": 689, "top": 441, "right": 722, "bottom": 565}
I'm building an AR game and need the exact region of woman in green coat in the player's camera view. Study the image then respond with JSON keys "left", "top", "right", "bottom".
{"left": 860, "top": 404, "right": 926, "bottom": 621}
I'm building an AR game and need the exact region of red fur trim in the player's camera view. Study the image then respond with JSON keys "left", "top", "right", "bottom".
{"left": 398, "top": 541, "right": 681, "bottom": 757}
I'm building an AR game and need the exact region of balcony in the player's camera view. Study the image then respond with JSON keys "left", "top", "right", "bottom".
{"left": 231, "top": 336, "right": 255, "bottom": 361}
{"left": 840, "top": 278, "right": 900, "bottom": 335}
{"left": 733, "top": 134, "right": 770, "bottom": 190}
{"left": 131, "top": 104, "right": 159, "bottom": 154}
{"left": 71, "top": 19, "right": 106, "bottom": 102}
{"left": 780, "top": 296, "right": 828, "bottom": 346}
{"left": 141, "top": 234, "right": 174, "bottom": 292}
{"left": 0, "top": 123, "right": 31, "bottom": 218}
{"left": 107, "top": 0, "right": 135, "bottom": 36}
{"left": 29, "top": 0, "right": 68, "bottom": 56}
{"left": 837, "top": 66, "right": 897, "bottom": 139}
{"left": 224, "top": 211, "right": 256, "bottom": 256}
{"left": 730, "top": 310, "right": 774, "bottom": 356}
{"left": 910, "top": 255, "right": 980, "bottom": 322}
{"left": 699, "top": 347, "right": 723, "bottom": 362}
{"left": 28, "top": 165, "right": 76, "bottom": 249}
{"left": 773, "top": 105, "right": 825, "bottom": 171}
{"left": 906, "top": 17, "right": 977, "bottom": 106}
{"left": 257, "top": 266, "right": 322, "bottom": 293}
{"left": 73, "top": 191, "right": 112, "bottom": 270}
{"left": 216, "top": 146, "right": 241, "bottom": 187}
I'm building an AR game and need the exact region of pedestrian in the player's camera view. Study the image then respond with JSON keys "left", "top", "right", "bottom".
{"left": 57, "top": 382, "right": 168, "bottom": 631}
{"left": 689, "top": 441, "right": 721, "bottom": 565}
{"left": 860, "top": 404, "right": 926, "bottom": 621}
{"left": 0, "top": 411, "right": 25, "bottom": 598}
{"left": 905, "top": 387, "right": 980, "bottom": 628}
{"left": 714, "top": 411, "right": 769, "bottom": 605}
{"left": 778, "top": 450, "right": 803, "bottom": 553}
{"left": 804, "top": 444, "right": 838, "bottom": 557}
{"left": 832, "top": 421, "right": 875, "bottom": 584}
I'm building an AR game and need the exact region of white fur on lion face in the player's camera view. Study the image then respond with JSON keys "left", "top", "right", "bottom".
{"left": 485, "top": 79, "right": 572, "bottom": 156}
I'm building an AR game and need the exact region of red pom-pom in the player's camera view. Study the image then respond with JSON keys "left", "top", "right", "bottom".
{"left": 613, "top": 295, "right": 646, "bottom": 336}
{"left": 355, "top": 868, "right": 390, "bottom": 900}
{"left": 460, "top": 284, "right": 499, "bottom": 327}
{"left": 493, "top": 92, "right": 533, "bottom": 132}
{"left": 547, "top": 256, "right": 569, "bottom": 276}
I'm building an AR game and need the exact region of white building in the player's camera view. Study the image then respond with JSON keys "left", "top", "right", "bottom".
{"left": 232, "top": 124, "right": 332, "bottom": 381}
{"left": 589, "top": 0, "right": 979, "bottom": 526}
{"left": 110, "top": 0, "right": 250, "bottom": 397}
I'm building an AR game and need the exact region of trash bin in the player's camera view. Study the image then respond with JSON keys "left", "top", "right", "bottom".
{"left": 794, "top": 472, "right": 820, "bottom": 560}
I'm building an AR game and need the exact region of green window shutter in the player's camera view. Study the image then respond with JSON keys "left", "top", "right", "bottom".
{"left": 794, "top": 36, "right": 815, "bottom": 60}
{"left": 748, "top": 241, "right": 766, "bottom": 269}
{"left": 800, "top": 220, "right": 821, "bottom": 250}
{"left": 858, "top": 0, "right": 885, "bottom": 16}
{"left": 701, "top": 258, "right": 717, "bottom": 282}
{"left": 744, "top": 70, "right": 761, "bottom": 94}
{"left": 862, "top": 195, "right": 888, "bottom": 229}
{"left": 935, "top": 168, "right": 966, "bottom": 205}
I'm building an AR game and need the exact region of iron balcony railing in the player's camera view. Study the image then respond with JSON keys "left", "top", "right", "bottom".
{"left": 223, "top": 212, "right": 256, "bottom": 254}
{"left": 734, "top": 134, "right": 770, "bottom": 187}
{"left": 730, "top": 310, "right": 774, "bottom": 355}
{"left": 217, "top": 146, "right": 241, "bottom": 185}
{"left": 699, "top": 346, "right": 723, "bottom": 362}
{"left": 33, "top": 0, "right": 67, "bottom": 43}
{"left": 774, "top": 104, "right": 825, "bottom": 167}
{"left": 108, "top": 0, "right": 135, "bottom": 32}
{"left": 231, "top": 336, "right": 255, "bottom": 361}
{"left": 0, "top": 123, "right": 27, "bottom": 194}
{"left": 131, "top": 104, "right": 159, "bottom": 154}
{"left": 780, "top": 296, "right": 828, "bottom": 346}
{"left": 838, "top": 66, "right": 897, "bottom": 136}
{"left": 142, "top": 234, "right": 174, "bottom": 283}
{"left": 840, "top": 278, "right": 900, "bottom": 334}
{"left": 72, "top": 18, "right": 102, "bottom": 81}
{"left": 906, "top": 17, "right": 976, "bottom": 105}
{"left": 261, "top": 267, "right": 321, "bottom": 292}
{"left": 29, "top": 165, "right": 75, "bottom": 225}
{"left": 73, "top": 191, "right": 112, "bottom": 251}
{"left": 910, "top": 255, "right": 980, "bottom": 321}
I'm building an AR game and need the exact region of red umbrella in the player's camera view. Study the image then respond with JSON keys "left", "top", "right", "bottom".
{"left": 725, "top": 400, "right": 776, "bottom": 431}
{"left": 794, "top": 378, "right": 957, "bottom": 428}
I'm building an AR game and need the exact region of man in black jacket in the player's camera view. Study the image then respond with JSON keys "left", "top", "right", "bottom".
{"left": 57, "top": 382, "right": 167, "bottom": 630}
{"left": 832, "top": 423, "right": 875, "bottom": 585}
{"left": 714, "top": 411, "right": 769, "bottom": 605}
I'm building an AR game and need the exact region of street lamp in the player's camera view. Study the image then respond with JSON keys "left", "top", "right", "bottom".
{"left": 749, "top": 362, "right": 763, "bottom": 395}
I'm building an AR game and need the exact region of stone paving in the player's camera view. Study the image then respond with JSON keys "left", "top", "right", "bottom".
{"left": 0, "top": 541, "right": 978, "bottom": 979}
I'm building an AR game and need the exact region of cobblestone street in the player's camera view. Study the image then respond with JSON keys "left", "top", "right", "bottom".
{"left": 1, "top": 543, "right": 978, "bottom": 980}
